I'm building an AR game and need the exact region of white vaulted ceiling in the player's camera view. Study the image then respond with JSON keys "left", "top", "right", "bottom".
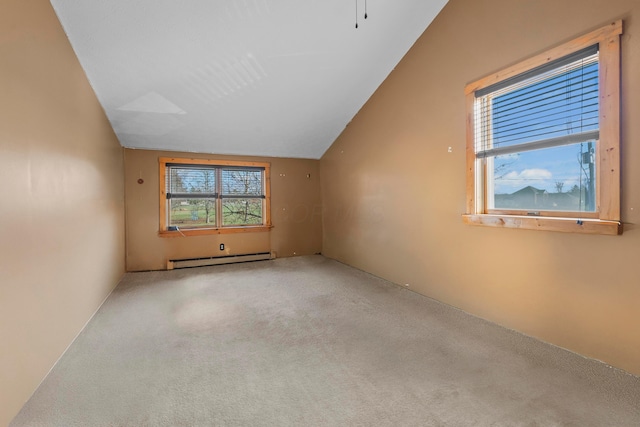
{"left": 50, "top": 0, "right": 448, "bottom": 159}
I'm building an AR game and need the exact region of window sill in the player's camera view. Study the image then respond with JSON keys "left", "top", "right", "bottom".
{"left": 462, "top": 214, "right": 621, "bottom": 235}
{"left": 159, "top": 225, "right": 272, "bottom": 237}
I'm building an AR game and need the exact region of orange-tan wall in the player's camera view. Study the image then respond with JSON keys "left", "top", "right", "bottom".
{"left": 321, "top": 0, "right": 640, "bottom": 376}
{"left": 0, "top": 1, "right": 126, "bottom": 425}
{"left": 124, "top": 149, "right": 322, "bottom": 271}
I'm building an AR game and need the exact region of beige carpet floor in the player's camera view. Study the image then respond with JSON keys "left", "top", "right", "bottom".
{"left": 11, "top": 255, "right": 640, "bottom": 426}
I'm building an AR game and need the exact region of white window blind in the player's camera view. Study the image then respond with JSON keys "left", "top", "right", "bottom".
{"left": 475, "top": 45, "right": 599, "bottom": 159}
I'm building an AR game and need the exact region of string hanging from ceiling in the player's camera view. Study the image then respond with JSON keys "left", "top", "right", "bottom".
{"left": 355, "top": 0, "right": 368, "bottom": 29}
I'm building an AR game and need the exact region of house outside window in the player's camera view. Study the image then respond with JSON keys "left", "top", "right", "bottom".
{"left": 463, "top": 21, "right": 623, "bottom": 235}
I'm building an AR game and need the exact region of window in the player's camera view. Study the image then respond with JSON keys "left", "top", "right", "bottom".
{"left": 159, "top": 157, "right": 271, "bottom": 236}
{"left": 463, "top": 21, "right": 622, "bottom": 235}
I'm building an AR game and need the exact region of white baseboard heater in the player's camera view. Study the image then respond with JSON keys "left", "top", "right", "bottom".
{"left": 167, "top": 252, "right": 274, "bottom": 270}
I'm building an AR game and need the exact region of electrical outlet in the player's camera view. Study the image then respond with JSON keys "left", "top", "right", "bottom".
{"left": 219, "top": 243, "right": 224, "bottom": 250}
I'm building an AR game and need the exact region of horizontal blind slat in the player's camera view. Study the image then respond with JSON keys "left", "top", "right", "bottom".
{"left": 476, "top": 130, "right": 599, "bottom": 158}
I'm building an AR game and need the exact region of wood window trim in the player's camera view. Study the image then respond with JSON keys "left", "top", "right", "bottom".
{"left": 159, "top": 157, "right": 272, "bottom": 237}
{"left": 463, "top": 20, "right": 623, "bottom": 235}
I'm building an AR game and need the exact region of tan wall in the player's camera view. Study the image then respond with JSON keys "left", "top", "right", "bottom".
{"left": 124, "top": 149, "right": 322, "bottom": 271}
{"left": 0, "top": 1, "right": 126, "bottom": 425}
{"left": 321, "top": 0, "right": 640, "bottom": 376}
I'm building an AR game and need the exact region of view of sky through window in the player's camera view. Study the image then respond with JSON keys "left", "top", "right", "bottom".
{"left": 484, "top": 55, "right": 599, "bottom": 211}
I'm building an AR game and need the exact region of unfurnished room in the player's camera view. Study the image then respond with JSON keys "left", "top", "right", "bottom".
{"left": 2, "top": 1, "right": 640, "bottom": 426}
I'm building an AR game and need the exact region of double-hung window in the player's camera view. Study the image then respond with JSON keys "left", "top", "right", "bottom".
{"left": 159, "top": 157, "right": 271, "bottom": 236}
{"left": 464, "top": 21, "right": 622, "bottom": 234}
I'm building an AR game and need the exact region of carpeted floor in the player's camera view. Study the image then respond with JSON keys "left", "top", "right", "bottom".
{"left": 11, "top": 255, "right": 640, "bottom": 426}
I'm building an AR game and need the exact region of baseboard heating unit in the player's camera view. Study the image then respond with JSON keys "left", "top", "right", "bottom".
{"left": 167, "top": 252, "right": 274, "bottom": 270}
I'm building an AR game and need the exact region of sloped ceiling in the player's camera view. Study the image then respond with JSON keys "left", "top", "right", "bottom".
{"left": 50, "top": 0, "right": 448, "bottom": 159}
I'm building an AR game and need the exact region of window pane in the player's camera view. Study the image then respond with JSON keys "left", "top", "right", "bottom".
{"left": 222, "top": 198, "right": 263, "bottom": 226}
{"left": 476, "top": 54, "right": 599, "bottom": 155}
{"left": 169, "top": 199, "right": 216, "bottom": 227}
{"left": 169, "top": 167, "right": 216, "bottom": 195}
{"left": 221, "top": 169, "right": 263, "bottom": 196}
{"left": 492, "top": 61, "right": 598, "bottom": 149}
{"left": 491, "top": 142, "right": 596, "bottom": 212}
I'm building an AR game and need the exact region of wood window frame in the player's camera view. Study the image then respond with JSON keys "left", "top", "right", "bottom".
{"left": 159, "top": 157, "right": 272, "bottom": 237}
{"left": 463, "top": 20, "right": 623, "bottom": 235}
